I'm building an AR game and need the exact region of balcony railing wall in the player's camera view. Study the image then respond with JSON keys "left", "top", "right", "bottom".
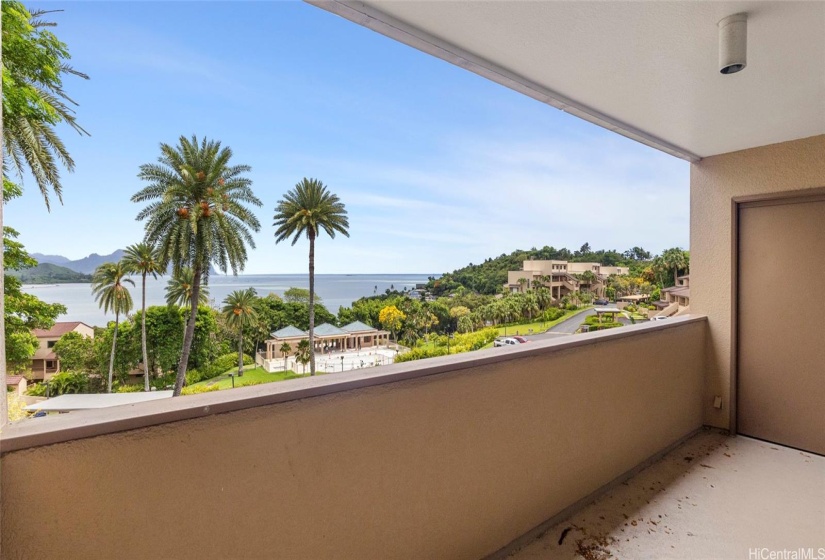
{"left": 1, "top": 317, "right": 706, "bottom": 559}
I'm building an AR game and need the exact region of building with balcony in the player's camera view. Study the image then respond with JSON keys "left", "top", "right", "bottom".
{"left": 1, "top": 3, "right": 823, "bottom": 559}
{"left": 506, "top": 259, "right": 628, "bottom": 299}
{"left": 28, "top": 321, "right": 94, "bottom": 381}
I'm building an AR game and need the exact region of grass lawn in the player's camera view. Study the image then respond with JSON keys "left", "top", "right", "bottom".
{"left": 495, "top": 306, "right": 593, "bottom": 336}
{"left": 189, "top": 365, "right": 310, "bottom": 390}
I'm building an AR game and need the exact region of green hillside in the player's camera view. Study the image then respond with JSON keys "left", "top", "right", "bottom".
{"left": 10, "top": 263, "right": 93, "bottom": 284}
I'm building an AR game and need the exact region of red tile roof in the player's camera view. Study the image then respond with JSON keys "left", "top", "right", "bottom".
{"left": 6, "top": 375, "right": 25, "bottom": 386}
{"left": 32, "top": 321, "right": 92, "bottom": 338}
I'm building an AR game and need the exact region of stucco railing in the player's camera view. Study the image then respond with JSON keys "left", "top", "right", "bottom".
{"left": 1, "top": 316, "right": 707, "bottom": 560}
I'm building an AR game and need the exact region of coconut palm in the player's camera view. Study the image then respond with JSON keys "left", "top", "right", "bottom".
{"left": 91, "top": 262, "right": 134, "bottom": 393}
{"left": 280, "top": 342, "right": 292, "bottom": 372}
{"left": 273, "top": 178, "right": 349, "bottom": 376}
{"left": 122, "top": 242, "right": 165, "bottom": 391}
{"left": 133, "top": 135, "right": 262, "bottom": 396}
{"left": 221, "top": 288, "right": 259, "bottom": 378}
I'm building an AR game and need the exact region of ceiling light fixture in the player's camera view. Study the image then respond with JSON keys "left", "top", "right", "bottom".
{"left": 719, "top": 13, "right": 748, "bottom": 75}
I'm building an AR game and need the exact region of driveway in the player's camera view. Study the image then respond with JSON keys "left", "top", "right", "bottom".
{"left": 525, "top": 308, "right": 597, "bottom": 340}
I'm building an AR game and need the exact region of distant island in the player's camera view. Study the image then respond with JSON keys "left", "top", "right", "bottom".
{"left": 9, "top": 262, "right": 93, "bottom": 284}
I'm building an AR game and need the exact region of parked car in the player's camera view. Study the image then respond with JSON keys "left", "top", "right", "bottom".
{"left": 650, "top": 316, "right": 669, "bottom": 321}
{"left": 493, "top": 337, "right": 520, "bottom": 347}
{"left": 511, "top": 336, "right": 529, "bottom": 343}
{"left": 594, "top": 299, "right": 609, "bottom": 305}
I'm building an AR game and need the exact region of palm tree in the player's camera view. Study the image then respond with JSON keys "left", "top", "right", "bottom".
{"left": 165, "top": 267, "right": 210, "bottom": 347}
{"left": 165, "top": 267, "right": 210, "bottom": 308}
{"left": 280, "top": 342, "right": 292, "bottom": 372}
{"left": 295, "top": 339, "right": 311, "bottom": 374}
{"left": 133, "top": 135, "right": 262, "bottom": 396}
{"left": 221, "top": 288, "right": 259, "bottom": 378}
{"left": 122, "top": 242, "right": 164, "bottom": 391}
{"left": 662, "top": 248, "right": 689, "bottom": 286}
{"left": 2, "top": 3, "right": 90, "bottom": 209}
{"left": 273, "top": 178, "right": 349, "bottom": 376}
{"left": 91, "top": 262, "right": 134, "bottom": 393}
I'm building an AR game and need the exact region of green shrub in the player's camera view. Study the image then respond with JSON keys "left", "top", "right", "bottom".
{"left": 541, "top": 308, "right": 565, "bottom": 322}
{"left": 27, "top": 371, "right": 90, "bottom": 396}
{"left": 395, "top": 346, "right": 449, "bottom": 363}
{"left": 115, "top": 384, "right": 143, "bottom": 393}
{"left": 585, "top": 322, "right": 623, "bottom": 331}
{"left": 397, "top": 328, "right": 497, "bottom": 363}
{"left": 181, "top": 384, "right": 221, "bottom": 396}
{"left": 212, "top": 352, "right": 254, "bottom": 372}
{"left": 184, "top": 353, "right": 254, "bottom": 385}
{"left": 151, "top": 372, "right": 176, "bottom": 390}
{"left": 565, "top": 303, "right": 578, "bottom": 311}
{"left": 584, "top": 315, "right": 623, "bottom": 326}
{"left": 26, "top": 382, "right": 48, "bottom": 397}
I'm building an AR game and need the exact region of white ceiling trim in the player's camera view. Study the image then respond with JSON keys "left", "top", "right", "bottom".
{"left": 308, "top": 0, "right": 702, "bottom": 162}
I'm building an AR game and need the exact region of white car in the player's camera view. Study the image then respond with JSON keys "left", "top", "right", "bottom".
{"left": 650, "top": 316, "right": 669, "bottom": 322}
{"left": 494, "top": 337, "right": 520, "bottom": 347}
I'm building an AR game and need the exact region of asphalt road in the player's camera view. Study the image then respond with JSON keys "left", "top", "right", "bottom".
{"left": 522, "top": 308, "right": 598, "bottom": 341}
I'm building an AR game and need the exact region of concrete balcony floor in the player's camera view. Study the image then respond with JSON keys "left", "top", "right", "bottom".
{"left": 508, "top": 429, "right": 824, "bottom": 560}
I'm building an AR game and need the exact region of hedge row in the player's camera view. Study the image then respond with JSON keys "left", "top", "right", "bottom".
{"left": 185, "top": 353, "right": 254, "bottom": 385}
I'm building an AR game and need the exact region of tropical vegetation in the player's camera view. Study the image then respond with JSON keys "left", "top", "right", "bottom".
{"left": 2, "top": 1, "right": 88, "bottom": 424}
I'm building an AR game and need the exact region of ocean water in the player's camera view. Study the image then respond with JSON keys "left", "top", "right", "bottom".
{"left": 22, "top": 273, "right": 436, "bottom": 328}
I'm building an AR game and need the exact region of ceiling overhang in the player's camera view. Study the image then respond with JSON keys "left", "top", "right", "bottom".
{"left": 308, "top": 1, "right": 825, "bottom": 162}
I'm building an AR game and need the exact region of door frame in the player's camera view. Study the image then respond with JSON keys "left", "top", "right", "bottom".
{"left": 730, "top": 186, "right": 825, "bottom": 436}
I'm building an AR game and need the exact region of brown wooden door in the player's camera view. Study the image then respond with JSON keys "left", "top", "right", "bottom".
{"left": 738, "top": 195, "right": 825, "bottom": 455}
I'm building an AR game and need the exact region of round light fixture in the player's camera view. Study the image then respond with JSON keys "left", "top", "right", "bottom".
{"left": 719, "top": 13, "right": 748, "bottom": 75}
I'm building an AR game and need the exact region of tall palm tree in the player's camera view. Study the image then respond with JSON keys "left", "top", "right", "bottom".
{"left": 122, "top": 242, "right": 165, "bottom": 391}
{"left": 273, "top": 178, "right": 349, "bottom": 376}
{"left": 221, "top": 288, "right": 259, "bottom": 378}
{"left": 133, "top": 135, "right": 262, "bottom": 396}
{"left": 91, "top": 262, "right": 134, "bottom": 393}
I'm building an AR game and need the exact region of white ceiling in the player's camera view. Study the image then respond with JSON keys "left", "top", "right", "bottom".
{"left": 310, "top": 1, "right": 825, "bottom": 161}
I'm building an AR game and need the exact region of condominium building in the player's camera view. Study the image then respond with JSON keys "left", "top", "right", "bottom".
{"left": 505, "top": 260, "right": 628, "bottom": 300}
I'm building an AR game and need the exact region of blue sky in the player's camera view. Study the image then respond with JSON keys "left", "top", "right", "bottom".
{"left": 8, "top": 1, "right": 689, "bottom": 274}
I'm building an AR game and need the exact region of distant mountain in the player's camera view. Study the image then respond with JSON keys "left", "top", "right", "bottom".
{"left": 32, "top": 250, "right": 221, "bottom": 275}
{"left": 34, "top": 250, "right": 127, "bottom": 274}
{"left": 9, "top": 263, "right": 92, "bottom": 284}
{"left": 30, "top": 253, "right": 71, "bottom": 265}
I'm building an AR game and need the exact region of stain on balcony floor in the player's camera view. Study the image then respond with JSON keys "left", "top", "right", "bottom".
{"left": 507, "top": 429, "right": 825, "bottom": 559}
